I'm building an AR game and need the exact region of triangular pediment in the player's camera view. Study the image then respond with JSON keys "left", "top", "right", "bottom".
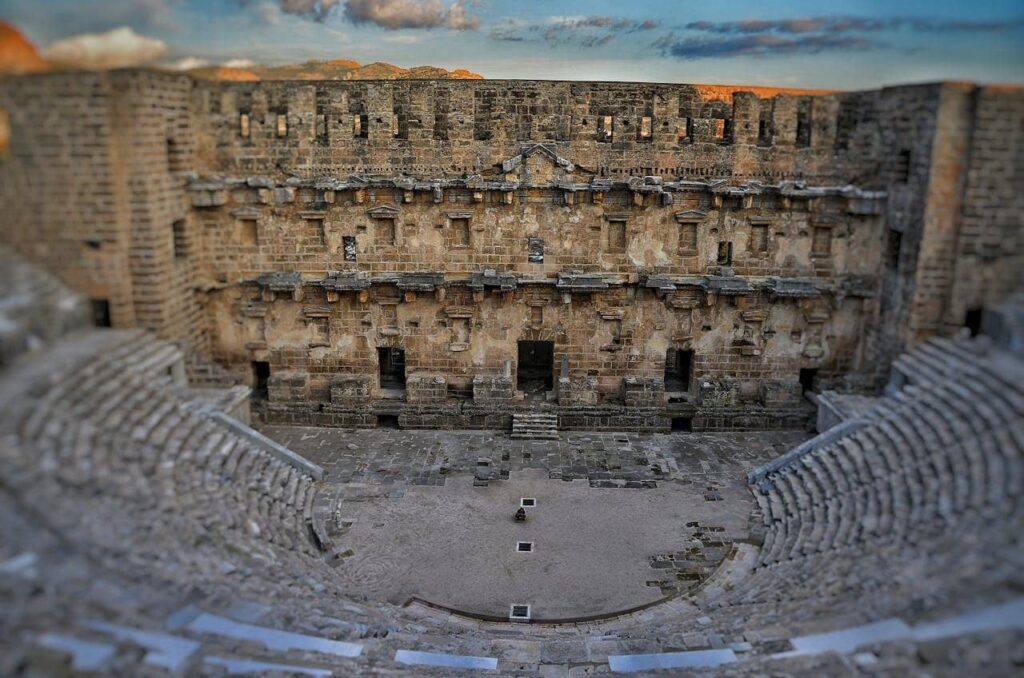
{"left": 366, "top": 205, "right": 400, "bottom": 219}
{"left": 498, "top": 143, "right": 594, "bottom": 186}
{"left": 674, "top": 210, "right": 708, "bottom": 222}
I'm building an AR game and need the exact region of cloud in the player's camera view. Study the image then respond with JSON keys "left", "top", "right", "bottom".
{"left": 280, "top": 0, "right": 340, "bottom": 21}
{"left": 664, "top": 33, "right": 875, "bottom": 60}
{"left": 223, "top": 58, "right": 258, "bottom": 68}
{"left": 657, "top": 14, "right": 1024, "bottom": 60}
{"left": 683, "top": 16, "right": 1023, "bottom": 36}
{"left": 165, "top": 56, "right": 211, "bottom": 70}
{"left": 236, "top": 0, "right": 339, "bottom": 22}
{"left": 490, "top": 15, "right": 659, "bottom": 47}
{"left": 257, "top": 1, "right": 284, "bottom": 25}
{"left": 42, "top": 26, "right": 168, "bottom": 69}
{"left": 342, "top": 0, "right": 479, "bottom": 30}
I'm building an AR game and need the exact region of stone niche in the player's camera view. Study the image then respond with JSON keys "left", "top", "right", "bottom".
{"left": 558, "top": 376, "right": 599, "bottom": 407}
{"left": 330, "top": 375, "right": 372, "bottom": 405}
{"left": 622, "top": 377, "right": 665, "bottom": 408}
{"left": 267, "top": 372, "right": 308, "bottom": 404}
{"left": 473, "top": 375, "right": 515, "bottom": 403}
{"left": 406, "top": 373, "right": 447, "bottom": 404}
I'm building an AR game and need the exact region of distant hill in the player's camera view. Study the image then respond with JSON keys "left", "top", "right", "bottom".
{"left": 187, "top": 60, "right": 483, "bottom": 81}
{"left": 0, "top": 21, "right": 49, "bottom": 75}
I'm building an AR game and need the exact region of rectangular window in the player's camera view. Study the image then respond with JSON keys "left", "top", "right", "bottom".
{"left": 712, "top": 118, "right": 727, "bottom": 141}
{"left": 678, "top": 223, "right": 697, "bottom": 254}
{"left": 172, "top": 219, "right": 187, "bottom": 259}
{"left": 608, "top": 220, "right": 627, "bottom": 252}
{"left": 343, "top": 236, "right": 357, "bottom": 261}
{"left": 599, "top": 115, "right": 613, "bottom": 142}
{"left": 796, "top": 111, "right": 811, "bottom": 148}
{"left": 276, "top": 114, "right": 288, "bottom": 138}
{"left": 678, "top": 118, "right": 691, "bottom": 144}
{"left": 392, "top": 112, "right": 401, "bottom": 137}
{"left": 757, "top": 118, "right": 771, "bottom": 146}
{"left": 354, "top": 113, "right": 368, "bottom": 138}
{"left": 639, "top": 116, "right": 653, "bottom": 140}
{"left": 751, "top": 224, "right": 768, "bottom": 253}
{"left": 451, "top": 217, "right": 470, "bottom": 247}
{"left": 717, "top": 241, "right": 733, "bottom": 265}
{"left": 239, "top": 112, "right": 250, "bottom": 138}
{"left": 239, "top": 218, "right": 258, "bottom": 247}
{"left": 528, "top": 237, "right": 544, "bottom": 263}
{"left": 811, "top": 227, "right": 831, "bottom": 257}
{"left": 896, "top": 149, "right": 911, "bottom": 183}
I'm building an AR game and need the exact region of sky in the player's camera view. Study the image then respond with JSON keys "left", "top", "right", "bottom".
{"left": 3, "top": 0, "right": 1023, "bottom": 88}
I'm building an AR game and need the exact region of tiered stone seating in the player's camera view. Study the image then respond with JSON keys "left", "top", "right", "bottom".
{"left": 1, "top": 326, "right": 1021, "bottom": 676}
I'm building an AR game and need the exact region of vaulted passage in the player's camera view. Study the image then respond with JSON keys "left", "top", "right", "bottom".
{"left": 517, "top": 341, "right": 553, "bottom": 399}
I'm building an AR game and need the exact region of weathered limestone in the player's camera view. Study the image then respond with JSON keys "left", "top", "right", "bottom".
{"left": 0, "top": 74, "right": 1020, "bottom": 434}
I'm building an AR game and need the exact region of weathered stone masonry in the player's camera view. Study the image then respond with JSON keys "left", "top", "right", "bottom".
{"left": 1, "top": 74, "right": 1020, "bottom": 431}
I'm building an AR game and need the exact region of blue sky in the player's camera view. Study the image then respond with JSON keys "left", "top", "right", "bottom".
{"left": 3, "top": 0, "right": 1023, "bottom": 88}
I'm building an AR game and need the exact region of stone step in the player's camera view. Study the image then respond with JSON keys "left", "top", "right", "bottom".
{"left": 511, "top": 412, "right": 559, "bottom": 439}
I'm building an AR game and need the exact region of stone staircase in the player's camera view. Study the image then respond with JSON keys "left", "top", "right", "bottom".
{"left": 510, "top": 412, "right": 559, "bottom": 439}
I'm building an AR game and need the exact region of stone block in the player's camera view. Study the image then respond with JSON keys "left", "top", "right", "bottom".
{"left": 473, "top": 375, "right": 514, "bottom": 403}
{"left": 407, "top": 373, "right": 447, "bottom": 404}
{"left": 330, "top": 375, "right": 372, "bottom": 404}
{"left": 558, "top": 377, "right": 598, "bottom": 406}
{"left": 622, "top": 377, "right": 665, "bottom": 408}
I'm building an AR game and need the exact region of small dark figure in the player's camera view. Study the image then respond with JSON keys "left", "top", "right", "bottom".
{"left": 514, "top": 507, "right": 527, "bottom": 522}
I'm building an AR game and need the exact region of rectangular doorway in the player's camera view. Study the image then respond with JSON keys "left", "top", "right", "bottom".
{"left": 517, "top": 341, "right": 553, "bottom": 399}
{"left": 252, "top": 361, "right": 270, "bottom": 400}
{"left": 664, "top": 349, "right": 693, "bottom": 392}
{"left": 378, "top": 347, "right": 406, "bottom": 390}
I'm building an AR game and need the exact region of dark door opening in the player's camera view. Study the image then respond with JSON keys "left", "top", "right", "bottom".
{"left": 671, "top": 416, "right": 693, "bottom": 432}
{"left": 964, "top": 308, "right": 983, "bottom": 337}
{"left": 664, "top": 349, "right": 693, "bottom": 392}
{"left": 91, "top": 299, "right": 112, "bottom": 328}
{"left": 378, "top": 347, "right": 406, "bottom": 390}
{"left": 517, "top": 341, "right": 554, "bottom": 399}
{"left": 377, "top": 414, "right": 400, "bottom": 429}
{"left": 799, "top": 368, "right": 818, "bottom": 395}
{"left": 252, "top": 361, "right": 270, "bottom": 399}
